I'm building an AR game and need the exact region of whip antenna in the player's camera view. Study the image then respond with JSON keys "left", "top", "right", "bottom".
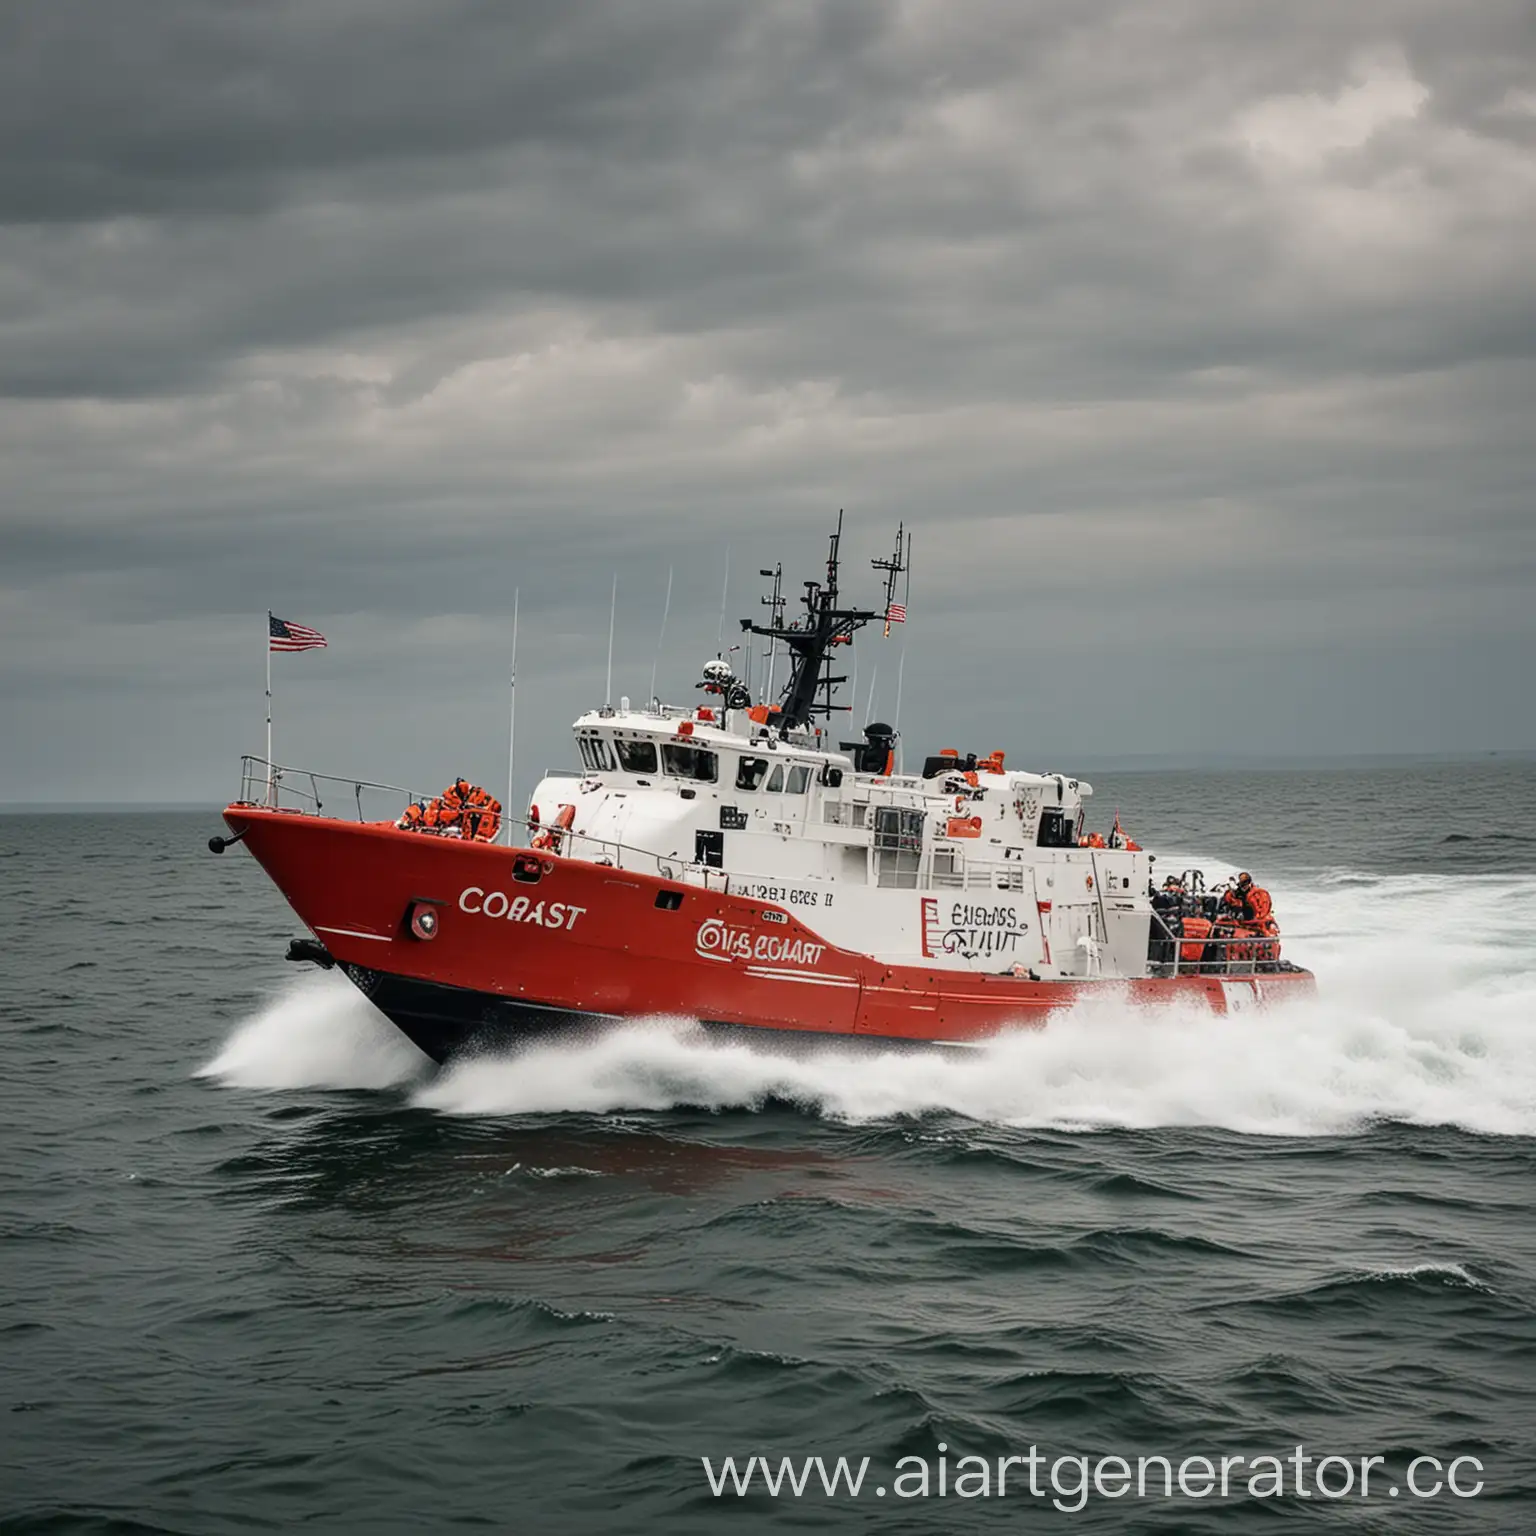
{"left": 716, "top": 546, "right": 731, "bottom": 649}
{"left": 648, "top": 564, "right": 673, "bottom": 707}
{"left": 605, "top": 575, "right": 617, "bottom": 708}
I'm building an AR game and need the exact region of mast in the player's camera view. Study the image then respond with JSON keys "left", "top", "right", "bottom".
{"left": 872, "top": 523, "right": 905, "bottom": 638}
{"left": 757, "top": 563, "right": 784, "bottom": 703}
{"left": 739, "top": 514, "right": 906, "bottom": 732}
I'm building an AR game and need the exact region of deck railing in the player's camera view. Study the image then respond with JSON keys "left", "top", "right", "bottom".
{"left": 231, "top": 756, "right": 710, "bottom": 883}
{"left": 233, "top": 756, "right": 443, "bottom": 825}
{"left": 1145, "top": 910, "right": 1288, "bottom": 977}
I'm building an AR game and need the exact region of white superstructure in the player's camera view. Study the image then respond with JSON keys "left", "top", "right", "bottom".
{"left": 530, "top": 697, "right": 1153, "bottom": 981}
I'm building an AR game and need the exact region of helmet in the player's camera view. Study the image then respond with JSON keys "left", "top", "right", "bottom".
{"left": 1236, "top": 871, "right": 1252, "bottom": 886}
{"left": 1163, "top": 876, "right": 1182, "bottom": 889}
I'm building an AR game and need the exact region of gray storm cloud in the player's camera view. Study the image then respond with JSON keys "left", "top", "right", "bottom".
{"left": 1, "top": 0, "right": 1532, "bottom": 801}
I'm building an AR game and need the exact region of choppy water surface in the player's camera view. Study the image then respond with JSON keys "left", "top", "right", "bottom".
{"left": 3, "top": 761, "right": 1535, "bottom": 1532}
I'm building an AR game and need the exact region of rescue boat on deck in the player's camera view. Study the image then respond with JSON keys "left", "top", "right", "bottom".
{"left": 217, "top": 524, "right": 1313, "bottom": 1063}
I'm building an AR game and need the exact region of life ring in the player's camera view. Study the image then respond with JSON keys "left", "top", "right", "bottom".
{"left": 530, "top": 803, "right": 575, "bottom": 854}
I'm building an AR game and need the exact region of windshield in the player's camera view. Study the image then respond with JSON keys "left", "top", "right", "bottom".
{"left": 661, "top": 743, "right": 718, "bottom": 783}
{"left": 615, "top": 738, "right": 659, "bottom": 775}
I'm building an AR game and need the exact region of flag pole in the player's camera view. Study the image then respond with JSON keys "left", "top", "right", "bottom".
{"left": 265, "top": 611, "right": 274, "bottom": 805}
{"left": 505, "top": 588, "right": 520, "bottom": 845}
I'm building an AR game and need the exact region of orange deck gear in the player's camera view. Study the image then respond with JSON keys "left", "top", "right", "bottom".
{"left": 1251, "top": 917, "right": 1282, "bottom": 963}
{"left": 412, "top": 779, "right": 502, "bottom": 841}
{"left": 428, "top": 779, "right": 468, "bottom": 835}
{"left": 531, "top": 802, "right": 576, "bottom": 854}
{"left": 1209, "top": 919, "right": 1241, "bottom": 964}
{"left": 1179, "top": 915, "right": 1212, "bottom": 966}
{"left": 460, "top": 785, "right": 501, "bottom": 843}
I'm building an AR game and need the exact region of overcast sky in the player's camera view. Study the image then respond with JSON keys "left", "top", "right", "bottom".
{"left": 2, "top": 0, "right": 1533, "bottom": 803}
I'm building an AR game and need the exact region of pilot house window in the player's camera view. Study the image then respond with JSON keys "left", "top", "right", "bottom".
{"left": 615, "top": 738, "right": 659, "bottom": 775}
{"left": 661, "top": 742, "right": 718, "bottom": 783}
{"left": 736, "top": 755, "right": 770, "bottom": 791}
{"left": 578, "top": 736, "right": 616, "bottom": 772}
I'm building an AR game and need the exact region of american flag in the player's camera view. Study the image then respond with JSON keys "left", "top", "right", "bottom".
{"left": 885, "top": 603, "right": 907, "bottom": 624}
{"left": 269, "top": 614, "right": 328, "bottom": 652}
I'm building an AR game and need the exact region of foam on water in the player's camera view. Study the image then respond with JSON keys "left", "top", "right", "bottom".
{"left": 208, "top": 869, "right": 1536, "bottom": 1135}
{"left": 199, "top": 972, "right": 426, "bottom": 1090}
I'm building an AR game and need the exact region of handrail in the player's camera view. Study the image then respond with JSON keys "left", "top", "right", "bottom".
{"left": 1145, "top": 909, "right": 1287, "bottom": 976}
{"left": 231, "top": 756, "right": 712, "bottom": 881}
{"left": 234, "top": 757, "right": 439, "bottom": 819}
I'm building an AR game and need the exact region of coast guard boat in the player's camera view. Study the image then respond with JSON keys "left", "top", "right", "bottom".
{"left": 216, "top": 523, "right": 1313, "bottom": 1062}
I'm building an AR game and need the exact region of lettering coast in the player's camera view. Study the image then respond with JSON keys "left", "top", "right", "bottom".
{"left": 458, "top": 886, "right": 587, "bottom": 930}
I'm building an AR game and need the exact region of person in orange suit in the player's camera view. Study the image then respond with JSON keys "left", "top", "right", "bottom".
{"left": 1223, "top": 872, "right": 1280, "bottom": 963}
{"left": 1223, "top": 872, "right": 1273, "bottom": 926}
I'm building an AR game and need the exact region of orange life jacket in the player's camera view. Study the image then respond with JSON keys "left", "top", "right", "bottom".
{"left": 1179, "top": 915, "right": 1211, "bottom": 965}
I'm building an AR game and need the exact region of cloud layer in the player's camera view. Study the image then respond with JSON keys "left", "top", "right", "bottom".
{"left": 2, "top": 0, "right": 1533, "bottom": 800}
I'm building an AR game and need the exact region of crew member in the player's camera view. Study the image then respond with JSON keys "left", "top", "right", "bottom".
{"left": 1222, "top": 872, "right": 1279, "bottom": 965}
{"left": 1151, "top": 875, "right": 1186, "bottom": 918}
{"left": 1149, "top": 875, "right": 1186, "bottom": 966}
{"left": 1222, "top": 872, "right": 1274, "bottom": 923}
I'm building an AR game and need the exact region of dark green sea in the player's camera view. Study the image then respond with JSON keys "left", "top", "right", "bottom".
{"left": 4, "top": 761, "right": 1534, "bottom": 1532}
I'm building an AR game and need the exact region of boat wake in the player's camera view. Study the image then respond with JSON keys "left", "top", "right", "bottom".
{"left": 203, "top": 869, "right": 1536, "bottom": 1136}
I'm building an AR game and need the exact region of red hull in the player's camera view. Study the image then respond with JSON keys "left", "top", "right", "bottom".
{"left": 224, "top": 807, "right": 1315, "bottom": 1061}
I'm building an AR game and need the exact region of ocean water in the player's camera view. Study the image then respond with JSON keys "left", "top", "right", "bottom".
{"left": 3, "top": 761, "right": 1534, "bottom": 1532}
